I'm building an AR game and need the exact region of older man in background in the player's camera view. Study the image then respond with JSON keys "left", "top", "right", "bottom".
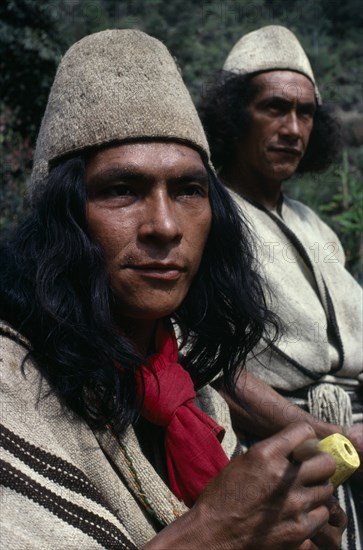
{"left": 200, "top": 25, "right": 362, "bottom": 550}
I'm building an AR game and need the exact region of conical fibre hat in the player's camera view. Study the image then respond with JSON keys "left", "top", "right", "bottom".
{"left": 223, "top": 25, "right": 321, "bottom": 103}
{"left": 31, "top": 29, "right": 210, "bottom": 191}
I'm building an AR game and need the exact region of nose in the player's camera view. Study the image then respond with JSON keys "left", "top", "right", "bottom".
{"left": 280, "top": 111, "right": 300, "bottom": 141}
{"left": 138, "top": 189, "right": 182, "bottom": 243}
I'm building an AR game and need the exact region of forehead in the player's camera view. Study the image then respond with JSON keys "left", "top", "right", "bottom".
{"left": 85, "top": 141, "right": 206, "bottom": 178}
{"left": 251, "top": 70, "right": 316, "bottom": 104}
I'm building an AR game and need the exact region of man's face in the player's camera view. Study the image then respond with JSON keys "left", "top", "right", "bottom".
{"left": 85, "top": 142, "right": 212, "bottom": 323}
{"left": 237, "top": 70, "right": 316, "bottom": 183}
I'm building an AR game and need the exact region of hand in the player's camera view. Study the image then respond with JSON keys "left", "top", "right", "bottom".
{"left": 143, "top": 423, "right": 337, "bottom": 550}
{"left": 344, "top": 424, "right": 363, "bottom": 461}
{"left": 308, "top": 497, "right": 347, "bottom": 549}
{"left": 344, "top": 423, "right": 363, "bottom": 483}
{"left": 191, "top": 422, "right": 336, "bottom": 550}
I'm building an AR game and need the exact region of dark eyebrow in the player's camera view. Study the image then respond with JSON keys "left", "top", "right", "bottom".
{"left": 86, "top": 165, "right": 209, "bottom": 188}
{"left": 257, "top": 96, "right": 316, "bottom": 112}
{"left": 86, "top": 166, "right": 152, "bottom": 188}
{"left": 169, "top": 170, "right": 209, "bottom": 186}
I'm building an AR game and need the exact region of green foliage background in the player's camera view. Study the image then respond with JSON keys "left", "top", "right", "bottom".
{"left": 1, "top": 0, "right": 362, "bottom": 280}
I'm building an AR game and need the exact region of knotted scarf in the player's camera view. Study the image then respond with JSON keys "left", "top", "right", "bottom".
{"left": 136, "top": 320, "right": 229, "bottom": 507}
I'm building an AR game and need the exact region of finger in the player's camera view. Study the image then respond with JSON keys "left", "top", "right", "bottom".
{"left": 311, "top": 523, "right": 345, "bottom": 549}
{"left": 298, "top": 540, "right": 318, "bottom": 550}
{"left": 300, "top": 485, "right": 335, "bottom": 513}
{"left": 305, "top": 504, "right": 330, "bottom": 538}
{"left": 325, "top": 497, "right": 347, "bottom": 529}
{"left": 298, "top": 453, "right": 336, "bottom": 486}
{"left": 256, "top": 422, "right": 318, "bottom": 458}
{"left": 292, "top": 438, "right": 320, "bottom": 462}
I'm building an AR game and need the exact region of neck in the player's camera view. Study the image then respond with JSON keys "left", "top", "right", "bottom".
{"left": 222, "top": 163, "right": 282, "bottom": 211}
{"left": 114, "top": 315, "right": 158, "bottom": 356}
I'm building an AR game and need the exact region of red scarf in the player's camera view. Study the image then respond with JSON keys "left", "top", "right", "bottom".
{"left": 136, "top": 320, "right": 229, "bottom": 507}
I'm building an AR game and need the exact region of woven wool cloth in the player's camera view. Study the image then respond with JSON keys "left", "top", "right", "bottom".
{"left": 0, "top": 322, "right": 240, "bottom": 548}
{"left": 229, "top": 191, "right": 362, "bottom": 389}
{"left": 230, "top": 190, "right": 363, "bottom": 550}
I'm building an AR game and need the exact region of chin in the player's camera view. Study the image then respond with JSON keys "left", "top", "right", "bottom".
{"left": 128, "top": 301, "right": 184, "bottom": 321}
{"left": 270, "top": 165, "right": 298, "bottom": 182}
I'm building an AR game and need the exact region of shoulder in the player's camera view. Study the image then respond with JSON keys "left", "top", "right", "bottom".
{"left": 0, "top": 322, "right": 38, "bottom": 401}
{"left": 0, "top": 321, "right": 41, "bottom": 399}
{"left": 283, "top": 196, "right": 335, "bottom": 236}
{"left": 226, "top": 189, "right": 266, "bottom": 236}
{"left": 227, "top": 188, "right": 252, "bottom": 213}
{"left": 0, "top": 321, "right": 138, "bottom": 548}
{"left": 283, "top": 196, "right": 346, "bottom": 264}
{"left": 0, "top": 321, "right": 31, "bottom": 354}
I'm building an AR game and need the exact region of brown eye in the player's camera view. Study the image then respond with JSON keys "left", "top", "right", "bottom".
{"left": 299, "top": 109, "right": 314, "bottom": 120}
{"left": 103, "top": 185, "right": 136, "bottom": 198}
{"left": 181, "top": 184, "right": 206, "bottom": 196}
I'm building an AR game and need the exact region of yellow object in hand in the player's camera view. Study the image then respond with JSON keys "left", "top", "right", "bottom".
{"left": 292, "top": 432, "right": 360, "bottom": 489}
{"left": 317, "top": 433, "right": 360, "bottom": 489}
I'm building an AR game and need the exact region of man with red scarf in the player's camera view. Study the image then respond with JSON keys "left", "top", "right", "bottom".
{"left": 0, "top": 30, "right": 346, "bottom": 548}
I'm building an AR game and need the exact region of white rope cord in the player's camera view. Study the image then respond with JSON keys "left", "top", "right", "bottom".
{"left": 308, "top": 383, "right": 353, "bottom": 427}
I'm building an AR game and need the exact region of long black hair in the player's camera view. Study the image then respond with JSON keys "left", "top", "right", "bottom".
{"left": 0, "top": 152, "right": 276, "bottom": 433}
{"left": 198, "top": 70, "right": 341, "bottom": 173}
